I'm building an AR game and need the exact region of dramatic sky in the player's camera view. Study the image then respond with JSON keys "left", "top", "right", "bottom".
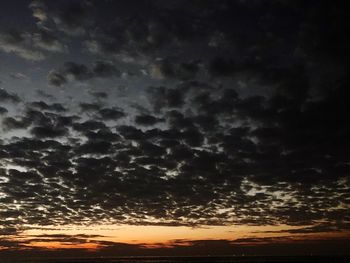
{"left": 0, "top": 0, "right": 350, "bottom": 260}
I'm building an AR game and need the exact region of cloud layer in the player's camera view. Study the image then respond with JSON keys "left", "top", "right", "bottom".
{"left": 0, "top": 0, "right": 349, "bottom": 254}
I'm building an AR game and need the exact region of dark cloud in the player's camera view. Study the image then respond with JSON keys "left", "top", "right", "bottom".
{"left": 29, "top": 101, "right": 66, "bottom": 112}
{"left": 135, "top": 114, "right": 164, "bottom": 126}
{"left": 2, "top": 117, "right": 31, "bottom": 130}
{"left": 0, "top": 89, "right": 21, "bottom": 103}
{"left": 47, "top": 70, "right": 67, "bottom": 87}
{"left": 0, "top": 227, "right": 18, "bottom": 236}
{"left": 255, "top": 223, "right": 349, "bottom": 234}
{"left": 0, "top": 27, "right": 66, "bottom": 61}
{"left": 0, "top": 106, "right": 8, "bottom": 115}
{"left": 35, "top": 89, "right": 55, "bottom": 100}
{"left": 30, "top": 0, "right": 94, "bottom": 35}
{"left": 30, "top": 125, "right": 68, "bottom": 138}
{"left": 89, "top": 91, "right": 108, "bottom": 99}
{"left": 98, "top": 107, "right": 125, "bottom": 120}
{"left": 92, "top": 61, "right": 121, "bottom": 78}
{"left": 117, "top": 125, "right": 145, "bottom": 140}
{"left": 147, "top": 86, "right": 185, "bottom": 111}
{"left": 79, "top": 102, "right": 101, "bottom": 112}
{"left": 63, "top": 61, "right": 93, "bottom": 81}
{"left": 9, "top": 72, "right": 29, "bottom": 80}
{"left": 48, "top": 61, "right": 121, "bottom": 86}
{"left": 0, "top": 30, "right": 45, "bottom": 61}
{"left": 0, "top": 1, "right": 349, "bottom": 254}
{"left": 208, "top": 57, "right": 237, "bottom": 77}
{"left": 151, "top": 58, "right": 200, "bottom": 80}
{"left": 73, "top": 120, "right": 107, "bottom": 132}
{"left": 32, "top": 29, "right": 67, "bottom": 52}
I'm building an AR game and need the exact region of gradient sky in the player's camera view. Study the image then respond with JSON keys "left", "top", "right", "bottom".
{"left": 0, "top": 0, "right": 350, "bottom": 260}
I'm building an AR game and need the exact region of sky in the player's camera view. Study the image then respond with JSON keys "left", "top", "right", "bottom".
{"left": 0, "top": 0, "right": 350, "bottom": 260}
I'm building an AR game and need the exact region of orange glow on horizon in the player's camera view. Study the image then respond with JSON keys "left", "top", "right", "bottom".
{"left": 0, "top": 223, "right": 346, "bottom": 252}
{"left": 25, "top": 241, "right": 101, "bottom": 251}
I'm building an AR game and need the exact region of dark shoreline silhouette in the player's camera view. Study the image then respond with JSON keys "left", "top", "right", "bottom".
{"left": 13, "top": 255, "right": 350, "bottom": 263}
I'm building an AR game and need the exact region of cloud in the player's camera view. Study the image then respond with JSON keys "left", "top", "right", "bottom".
{"left": 73, "top": 120, "right": 107, "bottom": 132}
{"left": 92, "top": 61, "right": 121, "bottom": 78}
{"left": 150, "top": 58, "right": 200, "bottom": 80}
{"left": 0, "top": 0, "right": 350, "bottom": 247}
{"left": 0, "top": 227, "right": 18, "bottom": 236}
{"left": 1, "top": 117, "right": 31, "bottom": 131}
{"left": 48, "top": 61, "right": 121, "bottom": 86}
{"left": 0, "top": 89, "right": 20, "bottom": 103}
{"left": 32, "top": 30, "right": 67, "bottom": 52}
{"left": 0, "top": 28, "right": 66, "bottom": 62}
{"left": 89, "top": 91, "right": 108, "bottom": 99}
{"left": 135, "top": 114, "right": 164, "bottom": 126}
{"left": 2, "top": 78, "right": 348, "bottom": 228}
{"left": 98, "top": 107, "right": 125, "bottom": 120}
{"left": 147, "top": 86, "right": 185, "bottom": 111}
{"left": 30, "top": 125, "right": 68, "bottom": 138}
{"left": 29, "top": 0, "right": 94, "bottom": 36}
{"left": 29, "top": 101, "right": 66, "bottom": 112}
{"left": 35, "top": 90, "right": 55, "bottom": 101}
{"left": 254, "top": 223, "right": 349, "bottom": 234}
{"left": 2, "top": 73, "right": 350, "bottom": 238}
{"left": 29, "top": 0, "right": 48, "bottom": 28}
{"left": 79, "top": 102, "right": 101, "bottom": 112}
{"left": 9, "top": 73, "right": 29, "bottom": 80}
{"left": 63, "top": 61, "right": 93, "bottom": 81}
{"left": 0, "top": 106, "right": 8, "bottom": 115}
{"left": 208, "top": 57, "right": 236, "bottom": 77}
{"left": 0, "top": 30, "right": 45, "bottom": 61}
{"left": 47, "top": 70, "right": 67, "bottom": 87}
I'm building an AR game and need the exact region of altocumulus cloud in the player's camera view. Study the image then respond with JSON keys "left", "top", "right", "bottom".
{"left": 0, "top": 0, "right": 350, "bottom": 245}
